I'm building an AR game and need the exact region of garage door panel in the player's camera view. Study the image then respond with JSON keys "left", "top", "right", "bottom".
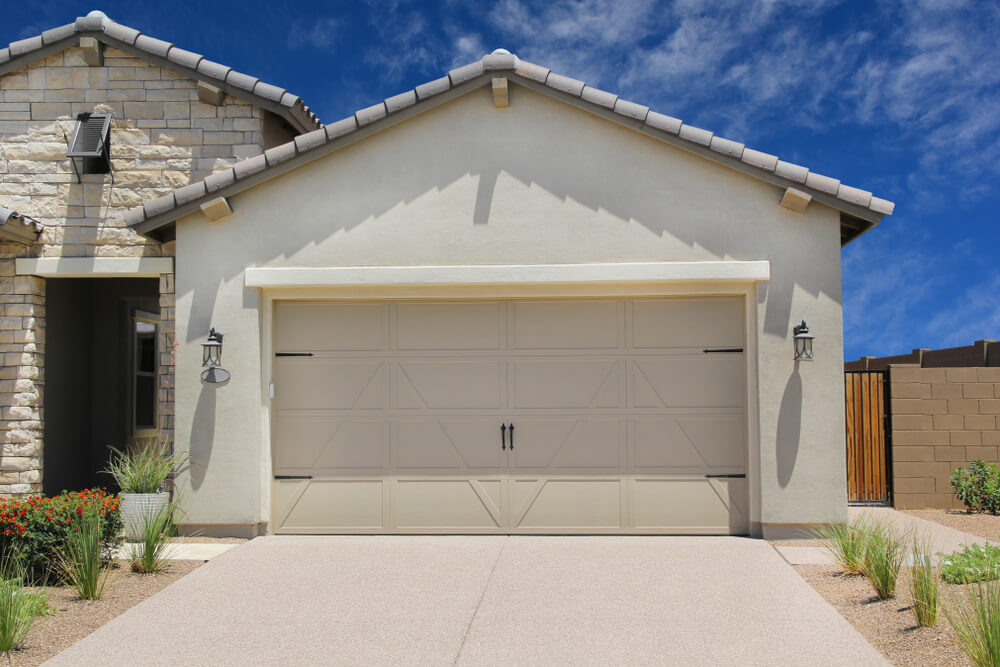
{"left": 275, "top": 360, "right": 386, "bottom": 411}
{"left": 396, "top": 361, "right": 502, "bottom": 409}
{"left": 512, "top": 301, "right": 620, "bottom": 349}
{"left": 512, "top": 419, "right": 622, "bottom": 469}
{"left": 512, "top": 479, "right": 622, "bottom": 528}
{"left": 275, "top": 302, "right": 384, "bottom": 352}
{"left": 631, "top": 477, "right": 745, "bottom": 533}
{"left": 393, "top": 480, "right": 502, "bottom": 529}
{"left": 513, "top": 360, "right": 620, "bottom": 409}
{"left": 396, "top": 302, "right": 503, "bottom": 350}
{"left": 395, "top": 419, "right": 504, "bottom": 469}
{"left": 632, "top": 358, "right": 743, "bottom": 408}
{"left": 632, "top": 298, "right": 743, "bottom": 349}
{"left": 272, "top": 297, "right": 749, "bottom": 535}
{"left": 273, "top": 419, "right": 388, "bottom": 472}
{"left": 274, "top": 479, "right": 384, "bottom": 532}
{"left": 633, "top": 417, "right": 744, "bottom": 470}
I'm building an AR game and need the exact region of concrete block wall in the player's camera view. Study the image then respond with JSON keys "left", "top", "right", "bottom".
{"left": 891, "top": 365, "right": 1000, "bottom": 509}
{"left": 0, "top": 44, "right": 274, "bottom": 495}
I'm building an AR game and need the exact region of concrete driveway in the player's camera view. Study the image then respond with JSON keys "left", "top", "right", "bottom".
{"left": 47, "top": 536, "right": 885, "bottom": 666}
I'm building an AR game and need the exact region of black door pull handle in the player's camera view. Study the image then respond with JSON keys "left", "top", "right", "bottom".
{"left": 501, "top": 423, "right": 507, "bottom": 451}
{"left": 508, "top": 423, "right": 514, "bottom": 451}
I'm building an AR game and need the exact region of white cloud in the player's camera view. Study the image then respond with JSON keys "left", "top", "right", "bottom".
{"left": 287, "top": 17, "right": 341, "bottom": 50}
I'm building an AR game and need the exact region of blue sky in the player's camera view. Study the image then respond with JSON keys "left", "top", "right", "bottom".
{"left": 5, "top": 1, "right": 999, "bottom": 361}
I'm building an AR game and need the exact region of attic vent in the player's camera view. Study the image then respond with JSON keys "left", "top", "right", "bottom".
{"left": 66, "top": 112, "right": 112, "bottom": 181}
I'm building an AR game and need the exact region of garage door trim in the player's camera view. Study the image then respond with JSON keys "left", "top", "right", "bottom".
{"left": 261, "top": 291, "right": 762, "bottom": 535}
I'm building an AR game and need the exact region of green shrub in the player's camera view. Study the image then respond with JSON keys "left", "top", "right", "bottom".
{"left": 861, "top": 518, "right": 905, "bottom": 600}
{"left": 128, "top": 500, "right": 178, "bottom": 574}
{"left": 909, "top": 533, "right": 938, "bottom": 627}
{"left": 104, "top": 443, "right": 188, "bottom": 494}
{"left": 812, "top": 515, "right": 870, "bottom": 575}
{"left": 945, "top": 580, "right": 1000, "bottom": 666}
{"left": 941, "top": 544, "right": 1000, "bottom": 584}
{"left": 0, "top": 489, "right": 122, "bottom": 583}
{"left": 952, "top": 461, "right": 1000, "bottom": 514}
{"left": 57, "top": 508, "right": 114, "bottom": 600}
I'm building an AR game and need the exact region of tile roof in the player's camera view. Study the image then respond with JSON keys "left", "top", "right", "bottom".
{"left": 0, "top": 12, "right": 320, "bottom": 133}
{"left": 125, "top": 51, "right": 895, "bottom": 243}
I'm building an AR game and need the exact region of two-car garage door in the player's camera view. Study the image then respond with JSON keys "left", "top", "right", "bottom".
{"left": 271, "top": 297, "right": 748, "bottom": 534}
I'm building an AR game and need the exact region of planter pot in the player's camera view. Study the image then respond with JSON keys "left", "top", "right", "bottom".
{"left": 120, "top": 492, "right": 170, "bottom": 541}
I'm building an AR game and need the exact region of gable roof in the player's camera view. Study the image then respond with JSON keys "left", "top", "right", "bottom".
{"left": 125, "top": 51, "right": 895, "bottom": 245}
{"left": 0, "top": 12, "right": 320, "bottom": 134}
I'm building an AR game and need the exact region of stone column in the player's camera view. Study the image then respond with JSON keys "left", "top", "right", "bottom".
{"left": 0, "top": 244, "right": 44, "bottom": 495}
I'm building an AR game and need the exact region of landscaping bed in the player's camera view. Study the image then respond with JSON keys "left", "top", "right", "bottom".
{"left": 796, "top": 564, "right": 970, "bottom": 666}
{"left": 904, "top": 509, "right": 1000, "bottom": 542}
{"left": 7, "top": 559, "right": 201, "bottom": 666}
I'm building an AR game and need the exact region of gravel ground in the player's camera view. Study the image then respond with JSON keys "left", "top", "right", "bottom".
{"left": 6, "top": 560, "right": 201, "bottom": 666}
{"left": 904, "top": 509, "right": 1000, "bottom": 543}
{"left": 796, "top": 565, "right": 971, "bottom": 666}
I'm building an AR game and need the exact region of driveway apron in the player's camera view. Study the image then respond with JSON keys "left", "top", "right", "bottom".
{"left": 46, "top": 536, "right": 885, "bottom": 666}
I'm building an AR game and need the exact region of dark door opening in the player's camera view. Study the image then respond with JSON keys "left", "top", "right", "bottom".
{"left": 44, "top": 278, "right": 159, "bottom": 495}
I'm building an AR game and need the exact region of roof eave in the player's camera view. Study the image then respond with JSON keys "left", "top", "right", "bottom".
{"left": 0, "top": 32, "right": 318, "bottom": 133}
{"left": 130, "top": 71, "right": 891, "bottom": 237}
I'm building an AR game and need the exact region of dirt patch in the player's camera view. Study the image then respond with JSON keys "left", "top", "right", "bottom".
{"left": 796, "top": 564, "right": 971, "bottom": 666}
{"left": 6, "top": 560, "right": 201, "bottom": 666}
{"left": 905, "top": 509, "right": 1000, "bottom": 543}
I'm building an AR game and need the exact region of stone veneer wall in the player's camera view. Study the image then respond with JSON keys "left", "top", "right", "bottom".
{"left": 891, "top": 365, "right": 1000, "bottom": 509}
{"left": 0, "top": 44, "right": 275, "bottom": 495}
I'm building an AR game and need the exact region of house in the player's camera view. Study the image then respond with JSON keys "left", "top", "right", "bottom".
{"left": 4, "top": 14, "right": 895, "bottom": 539}
{"left": 0, "top": 11, "right": 317, "bottom": 496}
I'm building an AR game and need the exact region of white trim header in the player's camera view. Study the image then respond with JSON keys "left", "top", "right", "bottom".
{"left": 244, "top": 261, "right": 771, "bottom": 290}
{"left": 15, "top": 257, "right": 174, "bottom": 278}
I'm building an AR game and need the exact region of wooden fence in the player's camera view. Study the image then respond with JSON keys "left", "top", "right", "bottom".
{"left": 845, "top": 370, "right": 891, "bottom": 504}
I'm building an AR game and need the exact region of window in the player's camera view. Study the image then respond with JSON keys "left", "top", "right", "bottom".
{"left": 132, "top": 312, "right": 158, "bottom": 435}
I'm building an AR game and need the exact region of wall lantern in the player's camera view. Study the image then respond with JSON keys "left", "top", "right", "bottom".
{"left": 201, "top": 328, "right": 230, "bottom": 383}
{"left": 793, "top": 320, "right": 814, "bottom": 361}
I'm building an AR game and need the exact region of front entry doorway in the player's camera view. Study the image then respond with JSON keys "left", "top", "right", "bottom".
{"left": 43, "top": 278, "right": 159, "bottom": 495}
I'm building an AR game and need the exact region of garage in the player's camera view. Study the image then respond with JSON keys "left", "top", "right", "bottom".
{"left": 271, "top": 296, "right": 748, "bottom": 534}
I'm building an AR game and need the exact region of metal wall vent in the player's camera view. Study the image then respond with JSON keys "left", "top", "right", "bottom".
{"left": 66, "top": 112, "right": 112, "bottom": 181}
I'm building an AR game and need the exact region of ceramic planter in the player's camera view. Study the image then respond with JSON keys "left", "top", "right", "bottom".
{"left": 120, "top": 492, "right": 170, "bottom": 541}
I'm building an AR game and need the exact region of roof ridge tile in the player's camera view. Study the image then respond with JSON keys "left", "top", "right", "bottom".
{"left": 134, "top": 34, "right": 172, "bottom": 58}
{"left": 581, "top": 85, "right": 618, "bottom": 109}
{"left": 678, "top": 124, "right": 713, "bottom": 147}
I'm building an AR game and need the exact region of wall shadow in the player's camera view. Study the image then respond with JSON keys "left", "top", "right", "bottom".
{"left": 188, "top": 384, "right": 217, "bottom": 490}
{"left": 178, "top": 86, "right": 844, "bottom": 336}
{"left": 776, "top": 366, "right": 803, "bottom": 488}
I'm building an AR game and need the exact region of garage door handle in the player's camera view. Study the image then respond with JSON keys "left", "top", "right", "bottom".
{"left": 501, "top": 423, "right": 507, "bottom": 451}
{"left": 705, "top": 474, "right": 746, "bottom": 479}
{"left": 703, "top": 348, "right": 743, "bottom": 353}
{"left": 508, "top": 423, "right": 514, "bottom": 451}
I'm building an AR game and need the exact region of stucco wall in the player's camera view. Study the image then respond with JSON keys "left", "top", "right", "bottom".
{"left": 174, "top": 83, "right": 847, "bottom": 535}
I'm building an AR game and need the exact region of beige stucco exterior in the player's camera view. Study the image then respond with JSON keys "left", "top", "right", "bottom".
{"left": 173, "top": 83, "right": 847, "bottom": 537}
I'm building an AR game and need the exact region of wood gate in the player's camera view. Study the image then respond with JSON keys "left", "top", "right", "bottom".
{"left": 845, "top": 370, "right": 891, "bottom": 504}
